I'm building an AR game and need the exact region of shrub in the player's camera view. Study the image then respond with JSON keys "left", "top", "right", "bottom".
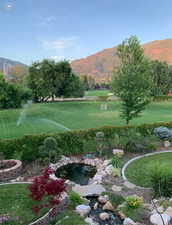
{"left": 68, "top": 191, "right": 84, "bottom": 208}
{"left": 28, "top": 167, "right": 65, "bottom": 215}
{"left": 39, "top": 137, "right": 61, "bottom": 163}
{"left": 125, "top": 195, "right": 143, "bottom": 209}
{"left": 107, "top": 193, "right": 125, "bottom": 207}
{"left": 112, "top": 167, "right": 121, "bottom": 177}
{"left": 150, "top": 163, "right": 172, "bottom": 197}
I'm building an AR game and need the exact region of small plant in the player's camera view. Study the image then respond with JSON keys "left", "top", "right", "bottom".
{"left": 95, "top": 131, "right": 106, "bottom": 156}
{"left": 68, "top": 191, "right": 84, "bottom": 208}
{"left": 39, "top": 137, "right": 61, "bottom": 164}
{"left": 28, "top": 167, "right": 65, "bottom": 216}
{"left": 111, "top": 156, "right": 121, "bottom": 168}
{"left": 108, "top": 193, "right": 125, "bottom": 207}
{"left": 112, "top": 167, "right": 120, "bottom": 177}
{"left": 125, "top": 195, "right": 143, "bottom": 209}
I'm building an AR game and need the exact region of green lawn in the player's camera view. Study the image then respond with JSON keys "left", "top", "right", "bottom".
{"left": 0, "top": 184, "right": 48, "bottom": 225}
{"left": 125, "top": 152, "right": 172, "bottom": 187}
{"left": 1, "top": 101, "right": 172, "bottom": 139}
{"left": 85, "top": 89, "right": 110, "bottom": 96}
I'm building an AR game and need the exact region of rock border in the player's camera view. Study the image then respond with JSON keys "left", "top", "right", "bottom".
{"left": 0, "top": 160, "right": 22, "bottom": 181}
{"left": 0, "top": 182, "right": 68, "bottom": 225}
{"left": 50, "top": 156, "right": 108, "bottom": 185}
{"left": 121, "top": 150, "right": 172, "bottom": 189}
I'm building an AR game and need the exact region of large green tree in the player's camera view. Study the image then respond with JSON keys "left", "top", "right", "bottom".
{"left": 112, "top": 36, "right": 152, "bottom": 125}
{"left": 150, "top": 60, "right": 172, "bottom": 96}
{"left": 27, "top": 60, "right": 84, "bottom": 102}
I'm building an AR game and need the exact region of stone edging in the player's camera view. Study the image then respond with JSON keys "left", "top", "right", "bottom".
{"left": 0, "top": 182, "right": 68, "bottom": 225}
{"left": 121, "top": 150, "right": 172, "bottom": 189}
{"left": 0, "top": 160, "right": 22, "bottom": 181}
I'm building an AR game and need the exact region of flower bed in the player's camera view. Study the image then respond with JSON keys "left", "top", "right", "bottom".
{"left": 0, "top": 159, "right": 22, "bottom": 181}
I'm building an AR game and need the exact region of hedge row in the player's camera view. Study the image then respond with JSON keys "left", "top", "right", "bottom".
{"left": 1, "top": 121, "right": 172, "bottom": 159}
{"left": 153, "top": 95, "right": 172, "bottom": 101}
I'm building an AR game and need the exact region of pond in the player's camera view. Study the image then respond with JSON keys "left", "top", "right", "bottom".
{"left": 55, "top": 163, "right": 97, "bottom": 185}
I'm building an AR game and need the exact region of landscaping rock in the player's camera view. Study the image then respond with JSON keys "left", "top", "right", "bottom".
{"left": 164, "top": 140, "right": 171, "bottom": 147}
{"left": 85, "top": 217, "right": 94, "bottom": 224}
{"left": 105, "top": 164, "right": 114, "bottom": 175}
{"left": 150, "top": 213, "right": 171, "bottom": 225}
{"left": 94, "top": 202, "right": 98, "bottom": 210}
{"left": 111, "top": 184, "right": 122, "bottom": 192}
{"left": 112, "top": 149, "right": 124, "bottom": 157}
{"left": 93, "top": 173, "right": 103, "bottom": 184}
{"left": 72, "top": 184, "right": 106, "bottom": 197}
{"left": 152, "top": 206, "right": 164, "bottom": 214}
{"left": 98, "top": 195, "right": 109, "bottom": 204}
{"left": 123, "top": 218, "right": 137, "bottom": 225}
{"left": 102, "top": 201, "right": 115, "bottom": 211}
{"left": 76, "top": 205, "right": 91, "bottom": 217}
{"left": 164, "top": 206, "right": 172, "bottom": 217}
{"left": 99, "top": 212, "right": 109, "bottom": 221}
{"left": 103, "top": 159, "right": 111, "bottom": 167}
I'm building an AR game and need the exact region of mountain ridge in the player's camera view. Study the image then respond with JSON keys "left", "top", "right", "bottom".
{"left": 71, "top": 38, "right": 172, "bottom": 81}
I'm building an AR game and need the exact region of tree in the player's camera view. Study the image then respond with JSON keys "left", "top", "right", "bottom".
{"left": 0, "top": 73, "right": 31, "bottom": 109}
{"left": 150, "top": 60, "right": 172, "bottom": 96}
{"left": 27, "top": 59, "right": 84, "bottom": 102}
{"left": 10, "top": 64, "right": 28, "bottom": 84}
{"left": 112, "top": 36, "right": 152, "bottom": 125}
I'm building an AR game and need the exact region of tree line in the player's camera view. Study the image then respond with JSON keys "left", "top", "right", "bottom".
{"left": 1, "top": 36, "right": 172, "bottom": 113}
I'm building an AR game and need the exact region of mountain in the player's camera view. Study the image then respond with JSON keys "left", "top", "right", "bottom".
{"left": 71, "top": 38, "right": 172, "bottom": 81}
{"left": 0, "top": 57, "right": 27, "bottom": 76}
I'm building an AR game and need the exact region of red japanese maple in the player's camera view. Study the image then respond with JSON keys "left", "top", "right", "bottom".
{"left": 28, "top": 167, "right": 65, "bottom": 215}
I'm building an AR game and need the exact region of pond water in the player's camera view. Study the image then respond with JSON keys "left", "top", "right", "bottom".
{"left": 55, "top": 163, "right": 97, "bottom": 185}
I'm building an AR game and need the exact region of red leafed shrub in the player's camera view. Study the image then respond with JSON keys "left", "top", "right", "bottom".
{"left": 28, "top": 167, "right": 65, "bottom": 215}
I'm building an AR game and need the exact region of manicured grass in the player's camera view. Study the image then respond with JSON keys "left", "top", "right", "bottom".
{"left": 85, "top": 89, "right": 110, "bottom": 96}
{"left": 1, "top": 101, "right": 172, "bottom": 139}
{"left": 125, "top": 152, "right": 172, "bottom": 187}
{"left": 0, "top": 183, "right": 48, "bottom": 224}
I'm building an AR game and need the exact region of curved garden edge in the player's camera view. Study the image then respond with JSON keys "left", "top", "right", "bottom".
{"left": 121, "top": 150, "right": 172, "bottom": 190}
{"left": 0, "top": 160, "right": 22, "bottom": 181}
{"left": 0, "top": 182, "right": 68, "bottom": 225}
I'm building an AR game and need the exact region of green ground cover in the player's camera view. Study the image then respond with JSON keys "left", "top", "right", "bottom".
{"left": 0, "top": 101, "right": 172, "bottom": 139}
{"left": 125, "top": 152, "right": 172, "bottom": 187}
{"left": 85, "top": 89, "right": 110, "bottom": 96}
{"left": 0, "top": 184, "right": 48, "bottom": 225}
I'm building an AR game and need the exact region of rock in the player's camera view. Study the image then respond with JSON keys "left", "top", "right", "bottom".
{"left": 93, "top": 173, "right": 103, "bottom": 184}
{"left": 123, "top": 181, "right": 136, "bottom": 189}
{"left": 98, "top": 195, "right": 109, "bottom": 204}
{"left": 112, "top": 149, "right": 124, "bottom": 157}
{"left": 99, "top": 212, "right": 109, "bottom": 221}
{"left": 118, "top": 211, "right": 125, "bottom": 219}
{"left": 94, "top": 202, "right": 98, "bottom": 210}
{"left": 72, "top": 184, "right": 106, "bottom": 197}
{"left": 75, "top": 205, "right": 91, "bottom": 217}
{"left": 150, "top": 213, "right": 171, "bottom": 225}
{"left": 105, "top": 164, "right": 114, "bottom": 175}
{"left": 111, "top": 184, "right": 122, "bottom": 192}
{"left": 123, "top": 218, "right": 137, "bottom": 225}
{"left": 164, "top": 140, "right": 171, "bottom": 147}
{"left": 103, "top": 159, "right": 111, "bottom": 167}
{"left": 103, "top": 201, "right": 115, "bottom": 211}
{"left": 164, "top": 206, "right": 172, "bottom": 217}
{"left": 85, "top": 217, "right": 94, "bottom": 224}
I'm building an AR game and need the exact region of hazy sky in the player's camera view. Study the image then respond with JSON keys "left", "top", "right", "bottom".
{"left": 1, "top": 0, "right": 172, "bottom": 65}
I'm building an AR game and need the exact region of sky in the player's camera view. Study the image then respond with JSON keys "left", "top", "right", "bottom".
{"left": 1, "top": 0, "right": 172, "bottom": 65}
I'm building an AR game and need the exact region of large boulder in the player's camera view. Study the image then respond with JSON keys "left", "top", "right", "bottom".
{"left": 105, "top": 164, "right": 114, "bottom": 175}
{"left": 72, "top": 184, "right": 106, "bottom": 197}
{"left": 123, "top": 218, "right": 137, "bottom": 225}
{"left": 150, "top": 213, "right": 171, "bottom": 225}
